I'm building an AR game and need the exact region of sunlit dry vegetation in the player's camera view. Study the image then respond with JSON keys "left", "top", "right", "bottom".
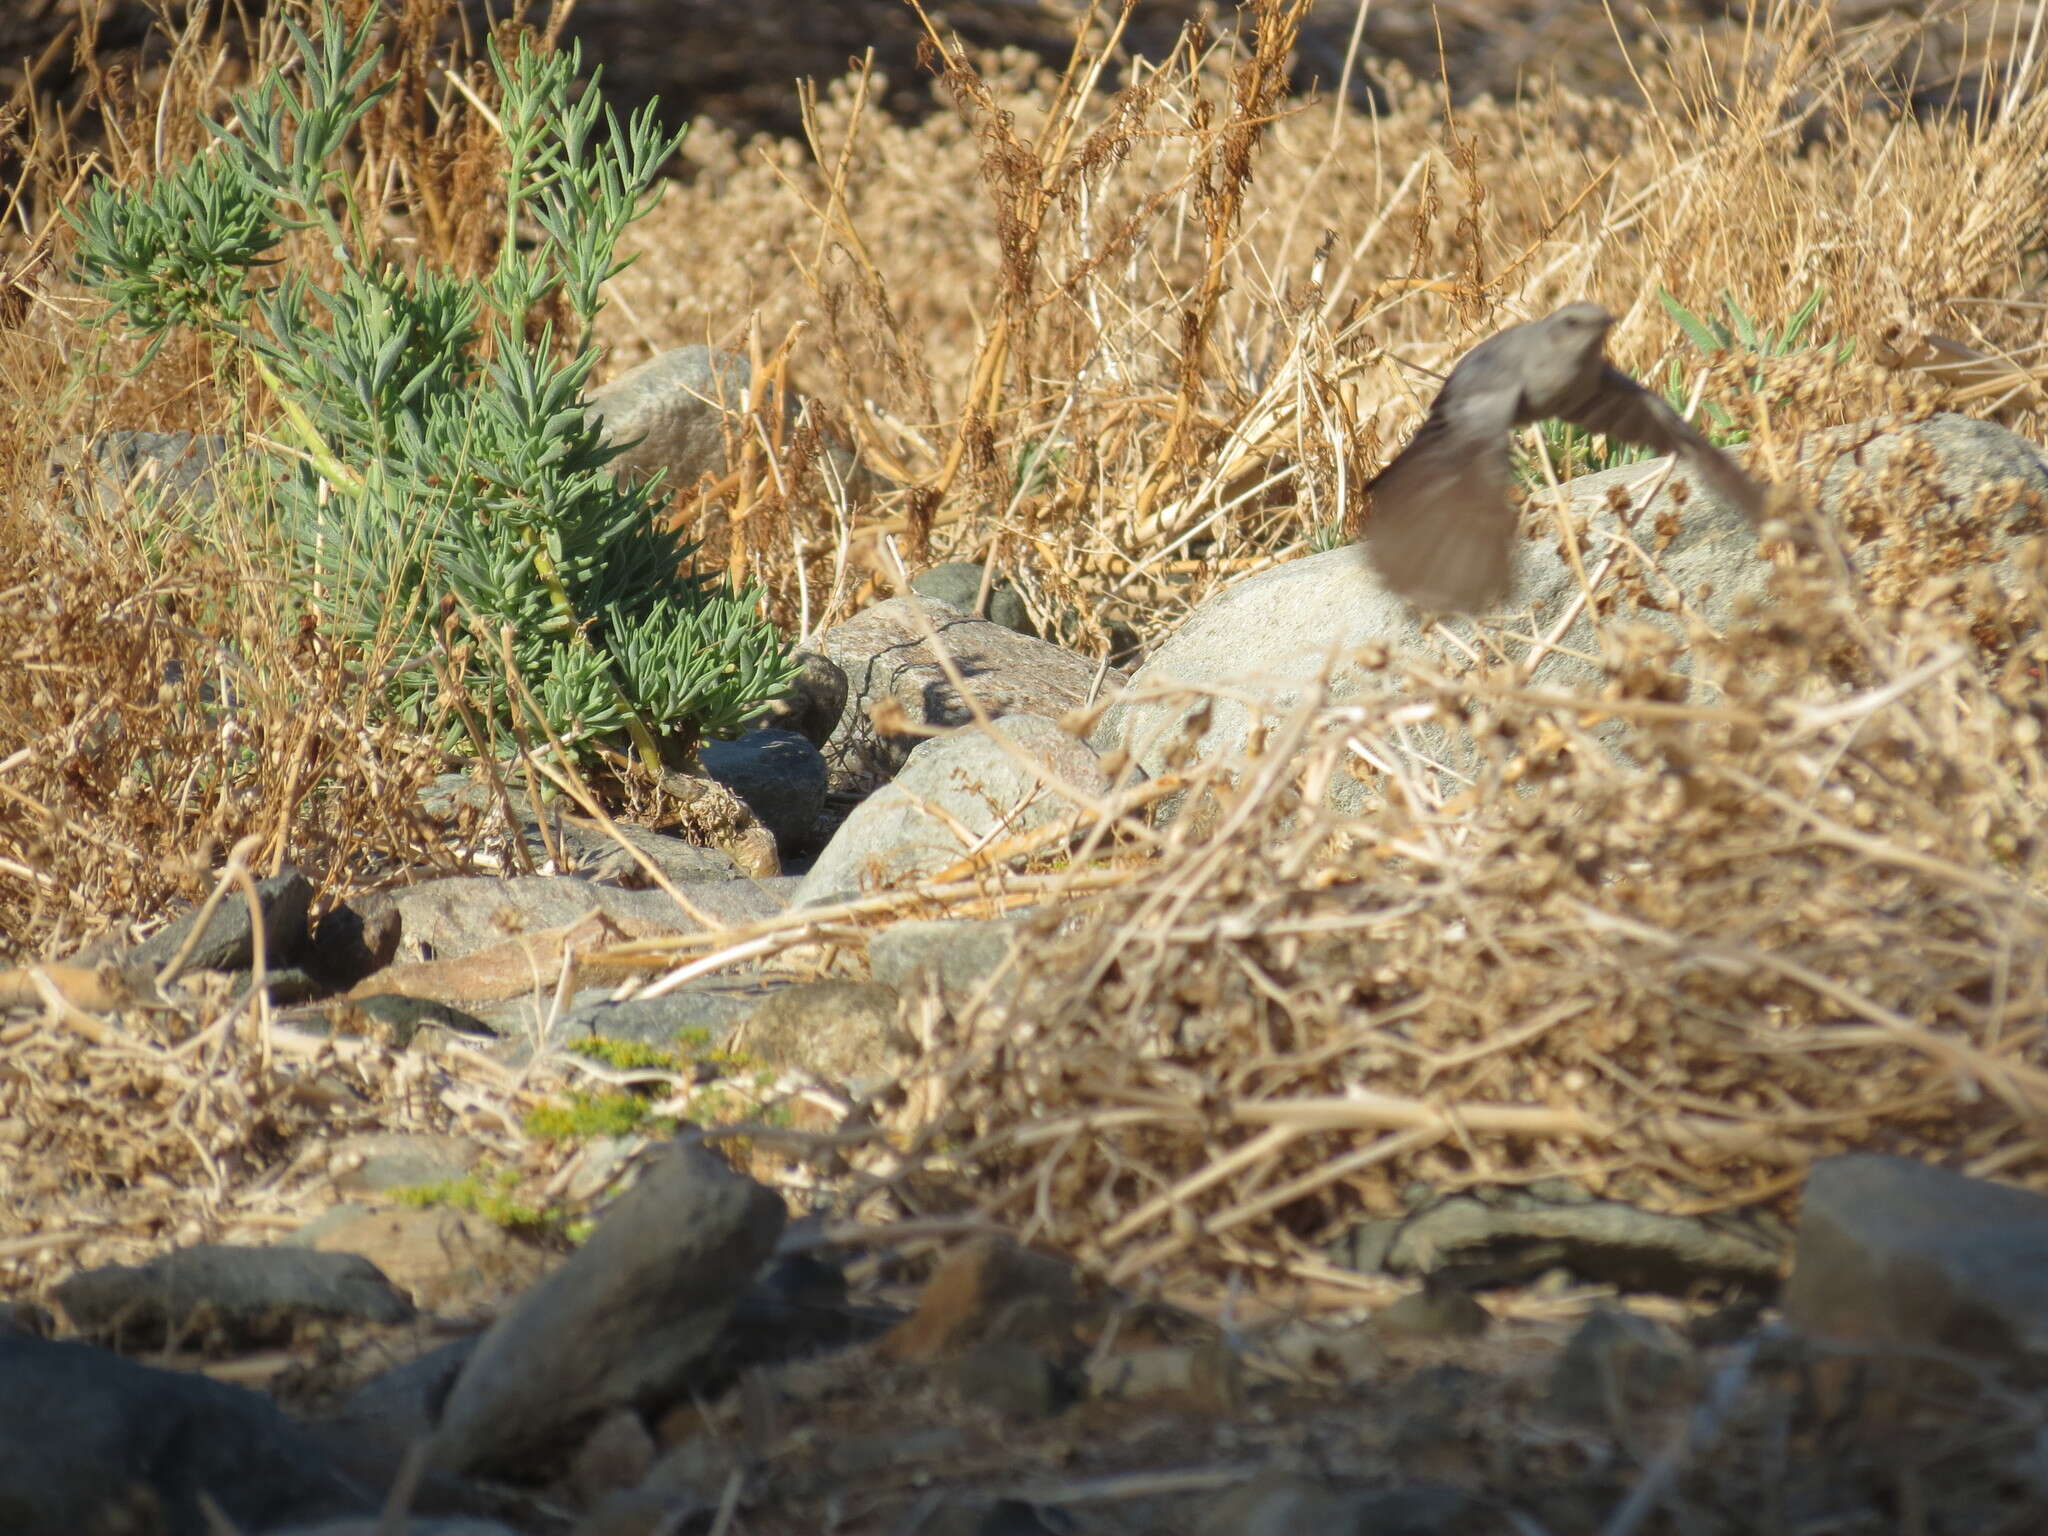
{"left": 4, "top": 0, "right": 2048, "bottom": 1341}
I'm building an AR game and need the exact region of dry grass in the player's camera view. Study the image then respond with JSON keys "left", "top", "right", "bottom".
{"left": 584, "top": 0, "right": 2048, "bottom": 1304}
{"left": 1, "top": 0, "right": 2047, "bottom": 1370}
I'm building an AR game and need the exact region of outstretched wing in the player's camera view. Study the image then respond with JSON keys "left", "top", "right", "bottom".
{"left": 1364, "top": 382, "right": 1523, "bottom": 614}
{"left": 1562, "top": 365, "right": 1765, "bottom": 525}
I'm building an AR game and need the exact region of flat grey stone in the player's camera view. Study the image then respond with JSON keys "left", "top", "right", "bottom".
{"left": 516, "top": 976, "right": 791, "bottom": 1055}
{"left": 367, "top": 874, "right": 785, "bottom": 966}
{"left": 867, "top": 915, "right": 1030, "bottom": 1010}
{"left": 429, "top": 1143, "right": 785, "bottom": 1477}
{"left": 699, "top": 728, "right": 828, "bottom": 854}
{"left": 325, "top": 1132, "right": 485, "bottom": 1196}
{"left": 419, "top": 773, "right": 744, "bottom": 885}
{"left": 1784, "top": 1153, "right": 2048, "bottom": 1359}
{"left": 740, "top": 978, "right": 910, "bottom": 1088}
{"left": 796, "top": 714, "right": 1112, "bottom": 906}
{"left": 54, "top": 1245, "right": 415, "bottom": 1349}
{"left": 0, "top": 1332, "right": 367, "bottom": 1536}
{"left": 816, "top": 595, "right": 1122, "bottom": 790}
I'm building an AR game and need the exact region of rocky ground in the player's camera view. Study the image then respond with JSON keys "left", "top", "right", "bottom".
{"left": 8, "top": 352, "right": 2048, "bottom": 1531}
{"left": 7, "top": 2, "right": 2048, "bottom": 1533}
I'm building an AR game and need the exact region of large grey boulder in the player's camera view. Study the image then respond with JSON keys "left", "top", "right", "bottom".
{"left": 1784, "top": 1154, "right": 2048, "bottom": 1360}
{"left": 0, "top": 1333, "right": 367, "bottom": 1536}
{"left": 1092, "top": 413, "right": 2048, "bottom": 804}
{"left": 429, "top": 1143, "right": 785, "bottom": 1477}
{"left": 796, "top": 713, "right": 1112, "bottom": 906}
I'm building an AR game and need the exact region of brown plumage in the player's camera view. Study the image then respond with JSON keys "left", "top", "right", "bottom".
{"left": 1363, "top": 302, "right": 1766, "bottom": 614}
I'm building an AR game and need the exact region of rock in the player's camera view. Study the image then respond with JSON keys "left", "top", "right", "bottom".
{"left": 867, "top": 914, "right": 1029, "bottom": 1011}
{"left": 419, "top": 773, "right": 747, "bottom": 886}
{"left": 1092, "top": 413, "right": 2048, "bottom": 806}
{"left": 0, "top": 1300, "right": 52, "bottom": 1337}
{"left": 361, "top": 874, "right": 785, "bottom": 968}
{"left": 1373, "top": 1283, "right": 1492, "bottom": 1340}
{"left": 1548, "top": 1306, "right": 1699, "bottom": 1424}
{"left": 521, "top": 975, "right": 785, "bottom": 1056}
{"left": 128, "top": 867, "right": 313, "bottom": 977}
{"left": 796, "top": 714, "right": 1112, "bottom": 906}
{"left": 309, "top": 1335, "right": 479, "bottom": 1495}
{"left": 306, "top": 899, "right": 403, "bottom": 988}
{"left": 816, "top": 594, "right": 1123, "bottom": 789}
{"left": 911, "top": 560, "right": 1034, "bottom": 635}
{"left": 880, "top": 1235, "right": 1084, "bottom": 1363}
{"left": 698, "top": 728, "right": 828, "bottom": 854}
{"left": 950, "top": 1339, "right": 1071, "bottom": 1419}
{"left": 0, "top": 1331, "right": 366, "bottom": 1536}
{"left": 526, "top": 975, "right": 791, "bottom": 1057}
{"left": 429, "top": 1142, "right": 786, "bottom": 1477}
{"left": 568, "top": 1409, "right": 657, "bottom": 1510}
{"left": 1194, "top": 1473, "right": 1475, "bottom": 1536}
{"left": 1334, "top": 1183, "right": 1785, "bottom": 1293}
{"left": 54, "top": 1244, "right": 414, "bottom": 1349}
{"left": 1783, "top": 1153, "right": 2048, "bottom": 1359}
{"left": 302, "top": 1206, "right": 548, "bottom": 1317}
{"left": 757, "top": 650, "right": 849, "bottom": 747}
{"left": 587, "top": 345, "right": 881, "bottom": 502}
{"left": 586, "top": 345, "right": 755, "bottom": 491}
{"left": 571, "top": 1488, "right": 710, "bottom": 1536}
{"left": 740, "top": 977, "right": 910, "bottom": 1088}
{"left": 324, "top": 1131, "right": 484, "bottom": 1196}
{"left": 1085, "top": 1342, "right": 1242, "bottom": 1410}
{"left": 57, "top": 429, "right": 229, "bottom": 517}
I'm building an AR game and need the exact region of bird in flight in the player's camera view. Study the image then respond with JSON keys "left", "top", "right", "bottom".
{"left": 1363, "top": 301, "right": 1766, "bottom": 614}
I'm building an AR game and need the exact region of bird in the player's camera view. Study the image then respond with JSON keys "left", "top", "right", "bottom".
{"left": 1362, "top": 301, "right": 1767, "bottom": 614}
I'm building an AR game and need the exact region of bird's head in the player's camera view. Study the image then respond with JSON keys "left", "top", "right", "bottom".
{"left": 1551, "top": 301, "right": 1615, "bottom": 337}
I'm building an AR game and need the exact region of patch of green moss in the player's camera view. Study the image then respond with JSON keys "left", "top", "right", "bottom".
{"left": 563, "top": 1034, "right": 685, "bottom": 1071}
{"left": 524, "top": 1089, "right": 676, "bottom": 1142}
{"left": 392, "top": 1167, "right": 554, "bottom": 1237}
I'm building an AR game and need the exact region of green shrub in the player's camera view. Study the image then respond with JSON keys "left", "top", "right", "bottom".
{"left": 69, "top": 7, "right": 798, "bottom": 772}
